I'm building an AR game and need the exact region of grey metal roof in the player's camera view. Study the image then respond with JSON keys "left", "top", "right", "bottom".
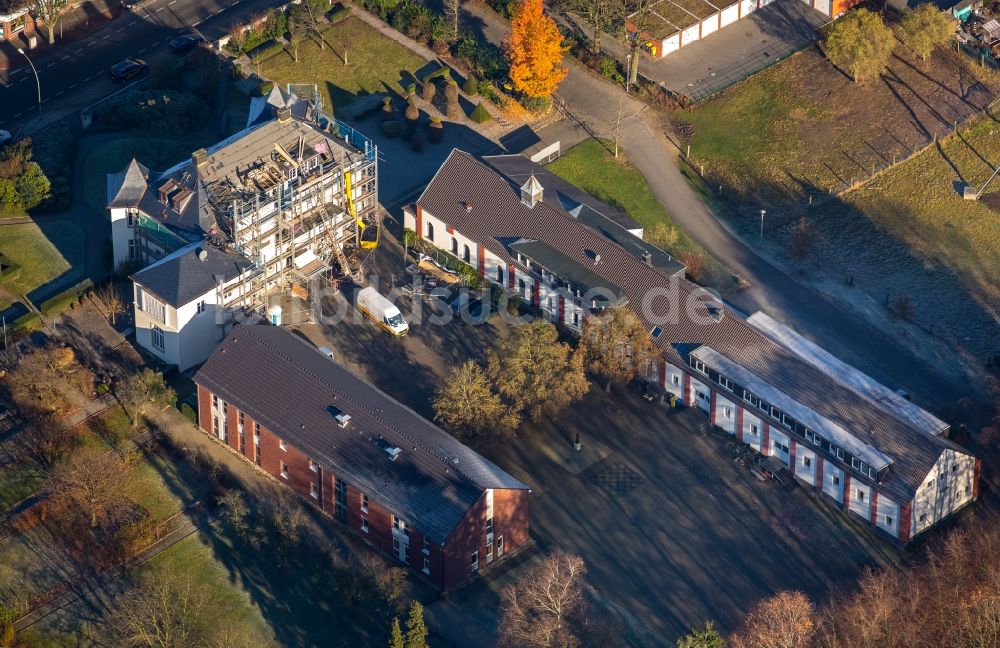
{"left": 415, "top": 149, "right": 973, "bottom": 504}
{"left": 690, "top": 345, "right": 894, "bottom": 470}
{"left": 510, "top": 239, "right": 623, "bottom": 303}
{"left": 131, "top": 245, "right": 250, "bottom": 308}
{"left": 194, "top": 325, "right": 529, "bottom": 544}
{"left": 107, "top": 159, "right": 150, "bottom": 208}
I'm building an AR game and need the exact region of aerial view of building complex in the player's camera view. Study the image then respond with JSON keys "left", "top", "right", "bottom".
{"left": 0, "top": 0, "right": 996, "bottom": 645}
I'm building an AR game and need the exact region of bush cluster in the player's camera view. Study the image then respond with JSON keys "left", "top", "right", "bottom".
{"left": 95, "top": 89, "right": 211, "bottom": 132}
{"left": 0, "top": 137, "right": 55, "bottom": 214}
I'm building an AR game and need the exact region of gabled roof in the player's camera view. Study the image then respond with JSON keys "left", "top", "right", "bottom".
{"left": 194, "top": 325, "right": 530, "bottom": 544}
{"left": 131, "top": 244, "right": 250, "bottom": 308}
{"left": 107, "top": 159, "right": 150, "bottom": 209}
{"left": 415, "top": 149, "right": 972, "bottom": 503}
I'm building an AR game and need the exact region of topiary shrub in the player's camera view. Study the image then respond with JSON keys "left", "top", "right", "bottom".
{"left": 421, "top": 81, "right": 436, "bottom": 102}
{"left": 381, "top": 121, "right": 402, "bottom": 138}
{"left": 470, "top": 102, "right": 491, "bottom": 123}
{"left": 180, "top": 402, "right": 198, "bottom": 425}
{"left": 428, "top": 117, "right": 444, "bottom": 143}
{"left": 257, "top": 81, "right": 274, "bottom": 96}
{"left": 327, "top": 3, "right": 352, "bottom": 22}
{"left": 444, "top": 79, "right": 460, "bottom": 119}
{"left": 381, "top": 97, "right": 394, "bottom": 121}
{"left": 462, "top": 76, "right": 479, "bottom": 96}
{"left": 405, "top": 99, "right": 419, "bottom": 122}
{"left": 407, "top": 83, "right": 417, "bottom": 98}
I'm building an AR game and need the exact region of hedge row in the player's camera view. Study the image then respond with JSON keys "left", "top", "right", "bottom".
{"left": 39, "top": 278, "right": 94, "bottom": 317}
{"left": 247, "top": 39, "right": 284, "bottom": 62}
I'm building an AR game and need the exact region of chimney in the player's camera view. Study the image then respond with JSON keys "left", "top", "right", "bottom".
{"left": 642, "top": 250, "right": 652, "bottom": 266}
{"left": 276, "top": 106, "right": 292, "bottom": 123}
{"left": 191, "top": 149, "right": 208, "bottom": 169}
{"left": 464, "top": 201, "right": 473, "bottom": 212}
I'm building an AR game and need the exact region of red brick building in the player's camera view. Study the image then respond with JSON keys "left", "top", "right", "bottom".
{"left": 194, "top": 324, "right": 531, "bottom": 590}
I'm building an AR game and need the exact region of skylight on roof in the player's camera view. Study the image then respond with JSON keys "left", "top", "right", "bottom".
{"left": 651, "top": 326, "right": 663, "bottom": 339}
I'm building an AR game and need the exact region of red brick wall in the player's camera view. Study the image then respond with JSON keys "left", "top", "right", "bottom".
{"left": 193, "top": 384, "right": 523, "bottom": 590}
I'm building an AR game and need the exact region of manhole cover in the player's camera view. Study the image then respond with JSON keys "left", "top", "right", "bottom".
{"left": 589, "top": 461, "right": 645, "bottom": 497}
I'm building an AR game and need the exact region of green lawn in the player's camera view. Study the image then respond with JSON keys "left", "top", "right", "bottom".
{"left": 547, "top": 138, "right": 734, "bottom": 290}
{"left": 0, "top": 221, "right": 84, "bottom": 308}
{"left": 259, "top": 15, "right": 427, "bottom": 113}
{"left": 81, "top": 136, "right": 205, "bottom": 214}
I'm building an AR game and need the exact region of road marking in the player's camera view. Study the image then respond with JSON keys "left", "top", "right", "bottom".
{"left": 12, "top": 112, "right": 23, "bottom": 119}
{"left": 116, "top": 27, "right": 126, "bottom": 32}
{"left": 60, "top": 56, "right": 70, "bottom": 61}
{"left": 44, "top": 62, "right": 55, "bottom": 69}
{"left": 55, "top": 90, "right": 64, "bottom": 96}
{"left": 102, "top": 34, "right": 111, "bottom": 40}
{"left": 137, "top": 48, "right": 147, "bottom": 53}
{"left": 70, "top": 83, "right": 79, "bottom": 89}
{"left": 169, "top": 0, "right": 176, "bottom": 4}
{"left": 155, "top": 6, "right": 165, "bottom": 11}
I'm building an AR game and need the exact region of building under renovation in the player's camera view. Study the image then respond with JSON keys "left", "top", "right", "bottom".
{"left": 107, "top": 94, "right": 378, "bottom": 370}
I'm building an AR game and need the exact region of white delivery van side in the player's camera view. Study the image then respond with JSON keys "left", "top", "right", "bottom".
{"left": 355, "top": 287, "right": 409, "bottom": 336}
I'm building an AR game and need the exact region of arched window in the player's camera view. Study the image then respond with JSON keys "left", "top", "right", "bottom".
{"left": 463, "top": 244, "right": 471, "bottom": 263}
{"left": 451, "top": 237, "right": 458, "bottom": 255}
{"left": 496, "top": 266, "right": 504, "bottom": 283}
{"left": 426, "top": 222, "right": 434, "bottom": 241}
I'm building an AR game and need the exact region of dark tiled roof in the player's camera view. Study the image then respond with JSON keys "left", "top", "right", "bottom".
{"left": 416, "top": 150, "right": 971, "bottom": 503}
{"left": 131, "top": 245, "right": 250, "bottom": 308}
{"left": 106, "top": 159, "right": 150, "bottom": 208}
{"left": 194, "top": 325, "right": 529, "bottom": 544}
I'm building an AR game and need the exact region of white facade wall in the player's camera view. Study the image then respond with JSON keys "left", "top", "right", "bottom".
{"left": 134, "top": 282, "right": 225, "bottom": 371}
{"left": 814, "top": 0, "right": 831, "bottom": 14}
{"left": 740, "top": 0, "right": 756, "bottom": 16}
{"left": 848, "top": 479, "right": 872, "bottom": 520}
{"left": 794, "top": 444, "right": 817, "bottom": 486}
{"left": 714, "top": 393, "right": 737, "bottom": 434}
{"left": 875, "top": 495, "right": 900, "bottom": 537}
{"left": 741, "top": 408, "right": 764, "bottom": 452}
{"left": 681, "top": 24, "right": 700, "bottom": 46}
{"left": 661, "top": 33, "right": 681, "bottom": 56}
{"left": 110, "top": 207, "right": 133, "bottom": 270}
{"left": 691, "top": 376, "right": 711, "bottom": 414}
{"left": 663, "top": 362, "right": 685, "bottom": 399}
{"left": 701, "top": 13, "right": 720, "bottom": 37}
{"left": 770, "top": 427, "right": 791, "bottom": 466}
{"left": 821, "top": 460, "right": 845, "bottom": 502}
{"left": 720, "top": 3, "right": 740, "bottom": 27}
{"left": 911, "top": 448, "right": 977, "bottom": 537}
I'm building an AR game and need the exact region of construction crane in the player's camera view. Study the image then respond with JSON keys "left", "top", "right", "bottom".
{"left": 346, "top": 170, "right": 379, "bottom": 250}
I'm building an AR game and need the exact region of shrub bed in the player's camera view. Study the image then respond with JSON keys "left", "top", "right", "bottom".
{"left": 39, "top": 278, "right": 94, "bottom": 317}
{"left": 94, "top": 89, "right": 210, "bottom": 132}
{"left": 30, "top": 124, "right": 77, "bottom": 213}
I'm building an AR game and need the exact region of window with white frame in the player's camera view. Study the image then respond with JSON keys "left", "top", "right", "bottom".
{"left": 280, "top": 462, "right": 289, "bottom": 479}
{"left": 486, "top": 540, "right": 494, "bottom": 563}
{"left": 692, "top": 359, "right": 707, "bottom": 375}
{"left": 423, "top": 555, "right": 430, "bottom": 574}
{"left": 151, "top": 325, "right": 165, "bottom": 351}
{"left": 279, "top": 439, "right": 287, "bottom": 451}
{"left": 749, "top": 423, "right": 759, "bottom": 436}
{"left": 470, "top": 551, "right": 479, "bottom": 572}
{"left": 310, "top": 482, "right": 319, "bottom": 499}
{"left": 196, "top": 300, "right": 206, "bottom": 315}
{"left": 423, "top": 538, "right": 430, "bottom": 555}
{"left": 485, "top": 517, "right": 494, "bottom": 537}
{"left": 309, "top": 459, "right": 318, "bottom": 472}
{"left": 362, "top": 494, "right": 369, "bottom": 513}
{"left": 497, "top": 535, "right": 504, "bottom": 556}
{"left": 723, "top": 406, "right": 733, "bottom": 419}
{"left": 718, "top": 376, "right": 734, "bottom": 391}
{"left": 144, "top": 294, "right": 166, "bottom": 324}
{"left": 884, "top": 514, "right": 893, "bottom": 526}
{"left": 833, "top": 475, "right": 840, "bottom": 485}
{"left": 672, "top": 374, "right": 681, "bottom": 387}
{"left": 361, "top": 517, "right": 369, "bottom": 533}
{"left": 857, "top": 489, "right": 865, "bottom": 502}
{"left": 803, "top": 456, "right": 812, "bottom": 468}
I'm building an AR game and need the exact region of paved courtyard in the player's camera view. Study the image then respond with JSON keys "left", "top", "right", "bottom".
{"left": 294, "top": 233, "right": 905, "bottom": 645}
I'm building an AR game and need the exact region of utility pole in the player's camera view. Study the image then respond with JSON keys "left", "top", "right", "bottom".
{"left": 614, "top": 94, "right": 623, "bottom": 159}
{"left": 17, "top": 48, "right": 42, "bottom": 116}
{"left": 759, "top": 209, "right": 766, "bottom": 239}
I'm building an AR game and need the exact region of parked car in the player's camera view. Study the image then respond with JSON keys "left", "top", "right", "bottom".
{"left": 0, "top": 130, "right": 11, "bottom": 147}
{"left": 109, "top": 58, "right": 147, "bottom": 82}
{"left": 169, "top": 34, "right": 200, "bottom": 55}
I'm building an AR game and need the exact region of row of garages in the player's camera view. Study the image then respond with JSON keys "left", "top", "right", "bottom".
{"left": 628, "top": 0, "right": 861, "bottom": 58}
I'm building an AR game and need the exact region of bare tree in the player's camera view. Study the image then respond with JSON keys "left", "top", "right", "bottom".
{"left": 7, "top": 410, "right": 78, "bottom": 470}
{"left": 33, "top": 0, "right": 68, "bottom": 45}
{"left": 562, "top": 0, "right": 620, "bottom": 54}
{"left": 442, "top": 0, "right": 460, "bottom": 42}
{"left": 499, "top": 551, "right": 587, "bottom": 648}
{"left": 288, "top": 31, "right": 304, "bottom": 63}
{"left": 46, "top": 447, "right": 133, "bottom": 528}
{"left": 622, "top": 0, "right": 654, "bottom": 89}
{"left": 433, "top": 360, "right": 519, "bottom": 446}
{"left": 94, "top": 283, "right": 125, "bottom": 326}
{"left": 730, "top": 590, "right": 816, "bottom": 648}
{"left": 111, "top": 573, "right": 210, "bottom": 648}
{"left": 114, "top": 368, "right": 174, "bottom": 426}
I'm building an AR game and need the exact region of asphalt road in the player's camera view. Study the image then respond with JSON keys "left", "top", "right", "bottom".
{"left": 0, "top": 0, "right": 284, "bottom": 132}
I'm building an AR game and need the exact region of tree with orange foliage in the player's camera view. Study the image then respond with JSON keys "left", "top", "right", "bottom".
{"left": 504, "top": 0, "right": 568, "bottom": 101}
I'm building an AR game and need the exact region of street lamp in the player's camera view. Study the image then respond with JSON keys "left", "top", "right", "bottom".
{"left": 17, "top": 48, "right": 42, "bottom": 117}
{"left": 759, "top": 209, "right": 766, "bottom": 239}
